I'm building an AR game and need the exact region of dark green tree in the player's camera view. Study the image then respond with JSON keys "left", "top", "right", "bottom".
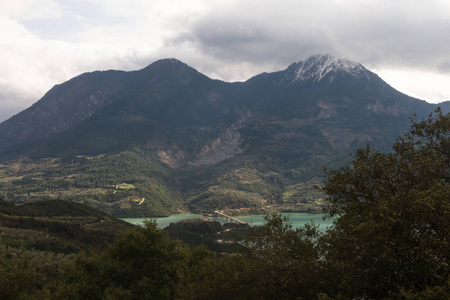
{"left": 239, "top": 214, "right": 322, "bottom": 299}
{"left": 0, "top": 256, "right": 39, "bottom": 300}
{"left": 320, "top": 109, "right": 450, "bottom": 298}
{"left": 42, "top": 220, "right": 213, "bottom": 299}
{"left": 178, "top": 214, "right": 322, "bottom": 300}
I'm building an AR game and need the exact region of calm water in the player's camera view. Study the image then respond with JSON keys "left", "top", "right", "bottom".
{"left": 121, "top": 213, "right": 334, "bottom": 230}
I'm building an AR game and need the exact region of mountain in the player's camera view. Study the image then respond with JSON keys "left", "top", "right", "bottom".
{"left": 0, "top": 55, "right": 448, "bottom": 217}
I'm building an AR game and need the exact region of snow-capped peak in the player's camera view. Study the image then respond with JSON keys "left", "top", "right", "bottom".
{"left": 288, "top": 54, "right": 369, "bottom": 84}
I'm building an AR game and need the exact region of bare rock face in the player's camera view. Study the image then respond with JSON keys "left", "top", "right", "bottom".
{"left": 320, "top": 128, "right": 372, "bottom": 151}
{"left": 365, "top": 99, "right": 408, "bottom": 116}
{"left": 190, "top": 126, "right": 245, "bottom": 167}
{"left": 157, "top": 149, "right": 186, "bottom": 169}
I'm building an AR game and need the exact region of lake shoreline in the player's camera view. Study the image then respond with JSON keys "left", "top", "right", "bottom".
{"left": 121, "top": 212, "right": 334, "bottom": 230}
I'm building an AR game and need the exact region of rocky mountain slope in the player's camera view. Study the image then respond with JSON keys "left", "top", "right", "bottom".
{"left": 0, "top": 55, "right": 448, "bottom": 216}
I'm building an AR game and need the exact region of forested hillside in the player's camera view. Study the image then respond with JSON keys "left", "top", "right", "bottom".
{"left": 0, "top": 56, "right": 448, "bottom": 216}
{"left": 0, "top": 152, "right": 182, "bottom": 217}
{"left": 1, "top": 109, "right": 448, "bottom": 299}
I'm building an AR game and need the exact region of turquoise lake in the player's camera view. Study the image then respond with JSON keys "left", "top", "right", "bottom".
{"left": 121, "top": 213, "right": 335, "bottom": 230}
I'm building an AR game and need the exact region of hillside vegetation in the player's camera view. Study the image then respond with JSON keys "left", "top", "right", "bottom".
{"left": 1, "top": 110, "right": 448, "bottom": 299}
{"left": 0, "top": 148, "right": 345, "bottom": 217}
{"left": 0, "top": 199, "right": 133, "bottom": 299}
{"left": 0, "top": 56, "right": 448, "bottom": 216}
{"left": 0, "top": 151, "right": 182, "bottom": 217}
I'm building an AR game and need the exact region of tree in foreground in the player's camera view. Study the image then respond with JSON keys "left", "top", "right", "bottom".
{"left": 39, "top": 220, "right": 213, "bottom": 299}
{"left": 320, "top": 109, "right": 450, "bottom": 298}
{"left": 189, "top": 109, "right": 449, "bottom": 299}
{"left": 177, "top": 214, "right": 321, "bottom": 300}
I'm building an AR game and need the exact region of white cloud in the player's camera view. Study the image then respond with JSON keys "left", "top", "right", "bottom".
{"left": 0, "top": 0, "right": 64, "bottom": 21}
{"left": 375, "top": 68, "right": 450, "bottom": 103}
{"left": 1, "top": 0, "right": 450, "bottom": 123}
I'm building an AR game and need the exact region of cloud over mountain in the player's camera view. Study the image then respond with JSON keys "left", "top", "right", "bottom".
{"left": 1, "top": 0, "right": 450, "bottom": 123}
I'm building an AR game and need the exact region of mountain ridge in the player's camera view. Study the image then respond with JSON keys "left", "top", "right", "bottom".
{"left": 1, "top": 54, "right": 447, "bottom": 164}
{"left": 0, "top": 55, "right": 445, "bottom": 148}
{"left": 0, "top": 55, "right": 449, "bottom": 216}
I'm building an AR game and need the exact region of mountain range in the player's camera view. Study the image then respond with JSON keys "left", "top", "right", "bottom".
{"left": 0, "top": 55, "right": 448, "bottom": 217}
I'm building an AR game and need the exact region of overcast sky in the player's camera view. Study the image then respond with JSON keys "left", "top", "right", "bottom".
{"left": 1, "top": 0, "right": 450, "bottom": 123}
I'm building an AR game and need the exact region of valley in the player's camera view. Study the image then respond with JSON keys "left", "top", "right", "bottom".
{"left": 0, "top": 55, "right": 448, "bottom": 217}
{"left": 0, "top": 55, "right": 448, "bottom": 299}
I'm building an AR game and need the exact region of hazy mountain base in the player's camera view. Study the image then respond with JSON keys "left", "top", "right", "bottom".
{"left": 0, "top": 151, "right": 182, "bottom": 217}
{"left": 0, "top": 147, "right": 342, "bottom": 217}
